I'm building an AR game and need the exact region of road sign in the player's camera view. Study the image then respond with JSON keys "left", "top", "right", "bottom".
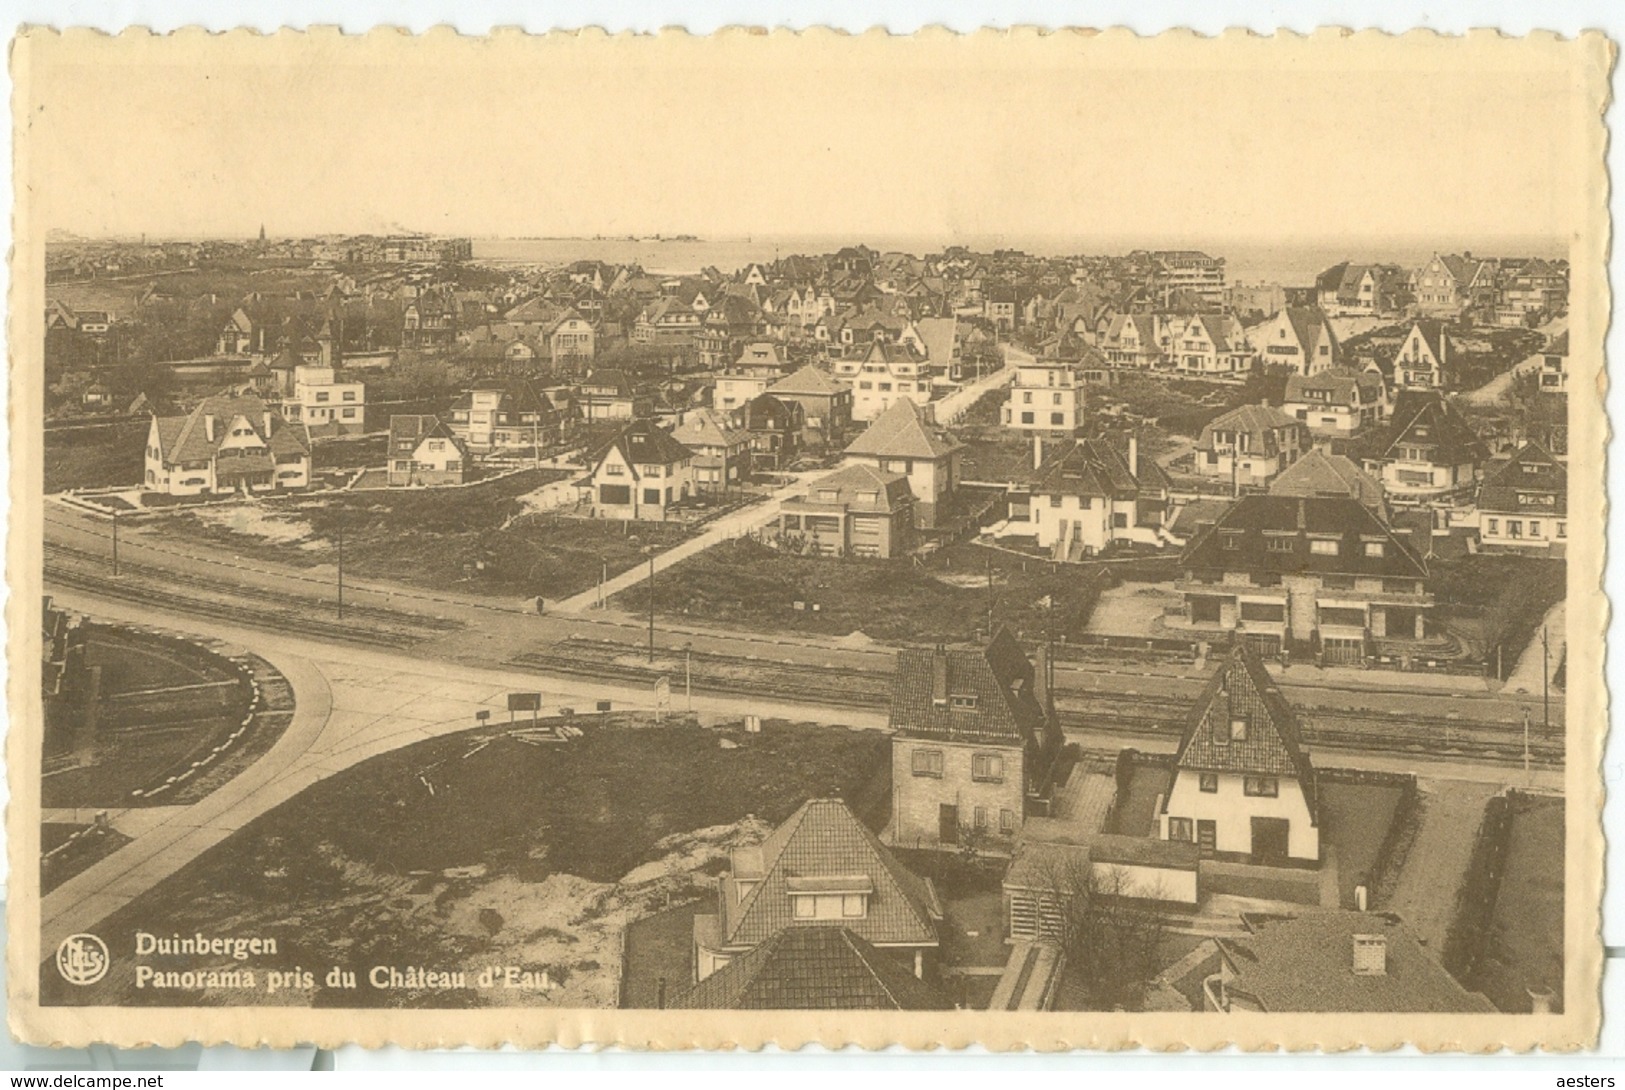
{"left": 508, "top": 693, "right": 542, "bottom": 712}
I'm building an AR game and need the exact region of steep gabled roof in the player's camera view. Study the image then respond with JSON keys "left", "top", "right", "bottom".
{"left": 670, "top": 926, "right": 953, "bottom": 1010}
{"left": 672, "top": 409, "right": 748, "bottom": 450}
{"left": 1283, "top": 306, "right": 1334, "bottom": 355}
{"left": 1478, "top": 440, "right": 1567, "bottom": 516}
{"left": 889, "top": 627, "right": 1048, "bottom": 746}
{"left": 153, "top": 393, "right": 310, "bottom": 465}
{"left": 595, "top": 418, "right": 693, "bottom": 470}
{"left": 1032, "top": 438, "right": 1169, "bottom": 500}
{"left": 1174, "top": 644, "right": 1316, "bottom": 806}
{"left": 1199, "top": 404, "right": 1298, "bottom": 453}
{"left": 719, "top": 799, "right": 939, "bottom": 948}
{"left": 1372, "top": 390, "right": 1486, "bottom": 465}
{"left": 1283, "top": 367, "right": 1384, "bottom": 408}
{"left": 790, "top": 464, "right": 912, "bottom": 515}
{"left": 844, "top": 398, "right": 962, "bottom": 461}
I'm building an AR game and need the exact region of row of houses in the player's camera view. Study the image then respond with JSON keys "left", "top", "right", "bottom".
{"left": 646, "top": 634, "right": 1493, "bottom": 1013}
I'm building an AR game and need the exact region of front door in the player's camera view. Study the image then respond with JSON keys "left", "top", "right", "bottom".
{"left": 1251, "top": 817, "right": 1290, "bottom": 863}
{"left": 1197, "top": 820, "right": 1217, "bottom": 857}
{"left": 939, "top": 804, "right": 959, "bottom": 845}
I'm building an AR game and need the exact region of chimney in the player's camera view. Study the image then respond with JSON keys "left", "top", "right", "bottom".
{"left": 930, "top": 645, "right": 949, "bottom": 705}
{"left": 204, "top": 414, "right": 216, "bottom": 443}
{"left": 1128, "top": 435, "right": 1139, "bottom": 478}
{"left": 1033, "top": 433, "right": 1044, "bottom": 470}
{"left": 1351, "top": 934, "right": 1387, "bottom": 976}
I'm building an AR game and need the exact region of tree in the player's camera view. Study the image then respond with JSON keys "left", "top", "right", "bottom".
{"left": 1033, "top": 851, "right": 1170, "bottom": 1010}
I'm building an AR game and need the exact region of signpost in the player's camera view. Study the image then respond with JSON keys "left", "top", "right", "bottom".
{"left": 508, "top": 692, "right": 542, "bottom": 729}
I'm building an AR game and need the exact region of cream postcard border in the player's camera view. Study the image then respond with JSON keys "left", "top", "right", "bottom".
{"left": 4, "top": 24, "right": 1613, "bottom": 1052}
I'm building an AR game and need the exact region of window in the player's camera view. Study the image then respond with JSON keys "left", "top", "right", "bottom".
{"left": 1266, "top": 536, "right": 1295, "bottom": 553}
{"left": 1558, "top": 522, "right": 1567, "bottom": 539}
{"left": 1023, "top": 391, "right": 1033, "bottom": 404}
{"left": 951, "top": 694, "right": 979, "bottom": 710}
{"left": 974, "top": 806, "right": 988, "bottom": 831}
{"left": 1220, "top": 532, "right": 1241, "bottom": 551}
{"left": 972, "top": 753, "right": 1005, "bottom": 783}
{"left": 1112, "top": 512, "right": 1128, "bottom": 529}
{"left": 1049, "top": 495, "right": 1063, "bottom": 508}
{"left": 643, "top": 488, "right": 661, "bottom": 505}
{"left": 1168, "top": 818, "right": 1195, "bottom": 843}
{"left": 1000, "top": 809, "right": 1016, "bottom": 835}
{"left": 911, "top": 748, "right": 944, "bottom": 778}
{"left": 1310, "top": 538, "right": 1339, "bottom": 556}
{"left": 1244, "top": 776, "right": 1279, "bottom": 798}
{"left": 1363, "top": 542, "right": 1386, "bottom": 558}
{"left": 1052, "top": 393, "right": 1062, "bottom": 406}
{"left": 342, "top": 408, "right": 356, "bottom": 419}
{"left": 842, "top": 894, "right": 865, "bottom": 918}
{"left": 1200, "top": 773, "right": 1219, "bottom": 793}
{"left": 1051, "top": 413, "right": 1065, "bottom": 426}
{"left": 1022, "top": 412, "right": 1035, "bottom": 425}
{"left": 1230, "top": 718, "right": 1248, "bottom": 741}
{"left": 1529, "top": 520, "right": 1542, "bottom": 538}
{"left": 1487, "top": 518, "right": 1499, "bottom": 534}
{"left": 793, "top": 896, "right": 814, "bottom": 919}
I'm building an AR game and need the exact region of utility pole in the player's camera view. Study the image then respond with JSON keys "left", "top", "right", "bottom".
{"left": 1523, "top": 708, "right": 1532, "bottom": 786}
{"left": 110, "top": 510, "right": 120, "bottom": 577}
{"left": 646, "top": 550, "right": 656, "bottom": 662}
{"left": 985, "top": 553, "right": 995, "bottom": 635}
{"left": 336, "top": 506, "right": 345, "bottom": 620}
{"left": 685, "top": 644, "right": 693, "bottom": 712}
{"left": 1540, "top": 623, "right": 1553, "bottom": 734}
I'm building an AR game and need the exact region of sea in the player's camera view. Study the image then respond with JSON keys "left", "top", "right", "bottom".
{"left": 472, "top": 233, "right": 1570, "bottom": 290}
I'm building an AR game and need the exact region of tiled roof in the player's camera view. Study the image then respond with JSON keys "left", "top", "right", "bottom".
{"left": 844, "top": 398, "right": 962, "bottom": 460}
{"left": 672, "top": 409, "right": 748, "bottom": 450}
{"left": 670, "top": 927, "right": 952, "bottom": 1010}
{"left": 1199, "top": 404, "right": 1299, "bottom": 453}
{"left": 889, "top": 627, "right": 1049, "bottom": 746}
{"left": 788, "top": 464, "right": 912, "bottom": 515}
{"left": 1180, "top": 494, "right": 1428, "bottom": 579}
{"left": 1283, "top": 307, "right": 1333, "bottom": 355}
{"left": 596, "top": 419, "right": 693, "bottom": 470}
{"left": 769, "top": 364, "right": 844, "bottom": 397}
{"left": 1370, "top": 390, "right": 1486, "bottom": 466}
{"left": 1268, "top": 450, "right": 1386, "bottom": 510}
{"left": 1032, "top": 438, "right": 1170, "bottom": 500}
{"left": 1479, "top": 440, "right": 1567, "bottom": 516}
{"left": 1283, "top": 367, "right": 1383, "bottom": 408}
{"left": 1174, "top": 644, "right": 1316, "bottom": 800}
{"left": 153, "top": 393, "right": 309, "bottom": 465}
{"left": 719, "top": 799, "right": 940, "bottom": 949}
{"left": 1218, "top": 910, "right": 1495, "bottom": 1012}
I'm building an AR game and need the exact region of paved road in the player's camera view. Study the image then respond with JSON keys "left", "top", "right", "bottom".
{"left": 43, "top": 497, "right": 1562, "bottom": 738}
{"left": 1380, "top": 779, "right": 1502, "bottom": 950}
{"left": 552, "top": 471, "right": 821, "bottom": 612}
{"left": 935, "top": 363, "right": 1014, "bottom": 425}
{"left": 39, "top": 587, "right": 887, "bottom": 956}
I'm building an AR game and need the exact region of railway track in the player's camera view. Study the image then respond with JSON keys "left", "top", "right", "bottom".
{"left": 508, "top": 637, "right": 1564, "bottom": 767}
{"left": 43, "top": 551, "right": 453, "bottom": 650}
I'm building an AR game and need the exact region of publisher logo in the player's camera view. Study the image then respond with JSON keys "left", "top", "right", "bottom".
{"left": 56, "top": 934, "right": 110, "bottom": 985}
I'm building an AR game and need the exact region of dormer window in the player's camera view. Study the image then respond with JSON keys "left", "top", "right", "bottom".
{"left": 788, "top": 875, "right": 872, "bottom": 920}
{"left": 951, "top": 694, "right": 979, "bottom": 710}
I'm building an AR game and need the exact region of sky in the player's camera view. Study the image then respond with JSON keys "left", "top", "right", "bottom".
{"left": 18, "top": 29, "right": 1599, "bottom": 244}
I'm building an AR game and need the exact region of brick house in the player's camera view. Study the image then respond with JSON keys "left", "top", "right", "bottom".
{"left": 1159, "top": 644, "right": 1319, "bottom": 863}
{"left": 887, "top": 629, "right": 1064, "bottom": 851}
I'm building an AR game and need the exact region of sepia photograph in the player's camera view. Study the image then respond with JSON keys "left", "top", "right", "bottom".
{"left": 6, "top": 26, "right": 1609, "bottom": 1051}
